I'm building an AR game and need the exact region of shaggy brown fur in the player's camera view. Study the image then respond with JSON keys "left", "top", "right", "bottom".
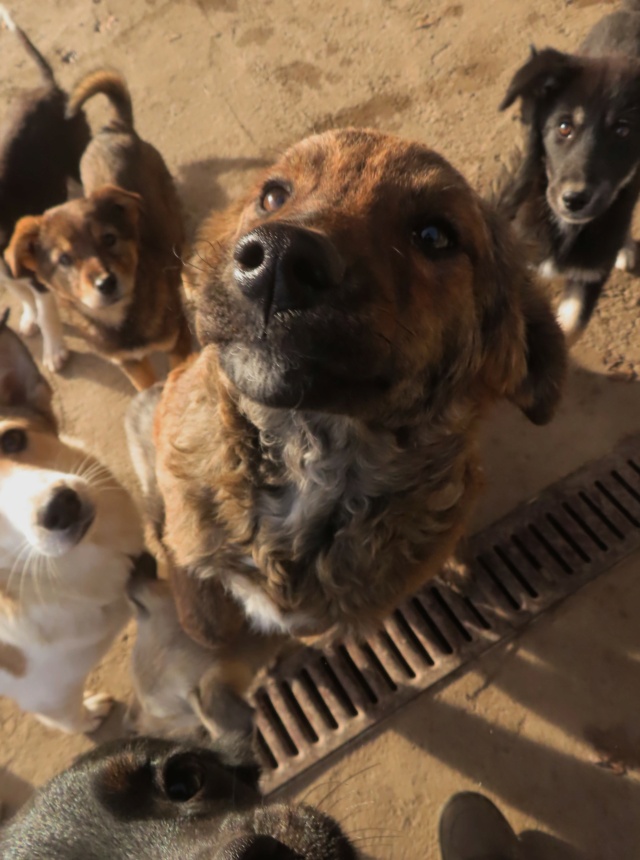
{"left": 5, "top": 70, "right": 190, "bottom": 390}
{"left": 129, "top": 128, "right": 567, "bottom": 656}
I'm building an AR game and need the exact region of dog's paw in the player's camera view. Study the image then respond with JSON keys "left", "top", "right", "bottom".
{"left": 19, "top": 308, "right": 39, "bottom": 337}
{"left": 81, "top": 692, "right": 114, "bottom": 733}
{"left": 615, "top": 242, "right": 637, "bottom": 272}
{"left": 43, "top": 344, "right": 69, "bottom": 374}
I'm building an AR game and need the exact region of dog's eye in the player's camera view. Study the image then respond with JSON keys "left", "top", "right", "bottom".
{"left": 412, "top": 222, "right": 457, "bottom": 256}
{"left": 103, "top": 233, "right": 118, "bottom": 248}
{"left": 162, "top": 754, "right": 205, "bottom": 803}
{"left": 261, "top": 184, "right": 290, "bottom": 213}
{"left": 1, "top": 428, "right": 27, "bottom": 454}
{"left": 57, "top": 252, "right": 73, "bottom": 267}
{"left": 558, "top": 120, "right": 574, "bottom": 139}
{"left": 614, "top": 121, "right": 631, "bottom": 139}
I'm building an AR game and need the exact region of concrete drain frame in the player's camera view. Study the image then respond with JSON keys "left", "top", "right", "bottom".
{"left": 251, "top": 434, "right": 640, "bottom": 794}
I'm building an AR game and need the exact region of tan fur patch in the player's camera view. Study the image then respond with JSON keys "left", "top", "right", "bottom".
{"left": 0, "top": 640, "right": 27, "bottom": 677}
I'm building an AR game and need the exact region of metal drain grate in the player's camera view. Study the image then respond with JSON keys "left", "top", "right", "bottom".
{"left": 252, "top": 434, "right": 640, "bottom": 793}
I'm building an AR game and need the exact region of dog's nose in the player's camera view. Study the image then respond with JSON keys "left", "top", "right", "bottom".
{"left": 233, "top": 224, "right": 344, "bottom": 316}
{"left": 95, "top": 272, "right": 118, "bottom": 296}
{"left": 40, "top": 487, "right": 82, "bottom": 531}
{"left": 562, "top": 189, "right": 591, "bottom": 213}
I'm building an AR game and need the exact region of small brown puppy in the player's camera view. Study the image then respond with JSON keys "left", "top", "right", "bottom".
{"left": 128, "top": 129, "right": 566, "bottom": 667}
{"left": 5, "top": 71, "right": 190, "bottom": 390}
{"left": 0, "top": 6, "right": 90, "bottom": 372}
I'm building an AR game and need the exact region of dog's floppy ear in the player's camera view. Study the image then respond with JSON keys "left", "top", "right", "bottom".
{"left": 0, "top": 310, "right": 55, "bottom": 422}
{"left": 477, "top": 206, "right": 567, "bottom": 425}
{"left": 499, "top": 47, "right": 579, "bottom": 115}
{"left": 4, "top": 216, "right": 42, "bottom": 278}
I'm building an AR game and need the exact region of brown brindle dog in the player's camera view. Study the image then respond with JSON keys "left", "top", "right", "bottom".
{"left": 127, "top": 129, "right": 566, "bottom": 679}
{"left": 5, "top": 71, "right": 190, "bottom": 390}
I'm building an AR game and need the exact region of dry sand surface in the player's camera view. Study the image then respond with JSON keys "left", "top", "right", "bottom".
{"left": 2, "top": 1, "right": 640, "bottom": 858}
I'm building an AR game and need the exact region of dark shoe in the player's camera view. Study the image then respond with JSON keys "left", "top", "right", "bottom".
{"left": 439, "top": 792, "right": 524, "bottom": 860}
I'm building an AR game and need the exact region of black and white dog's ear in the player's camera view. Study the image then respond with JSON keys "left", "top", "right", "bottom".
{"left": 499, "top": 47, "right": 580, "bottom": 113}
{"left": 0, "top": 310, "right": 55, "bottom": 424}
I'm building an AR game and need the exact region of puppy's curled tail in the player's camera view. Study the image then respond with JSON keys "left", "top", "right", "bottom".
{"left": 0, "top": 6, "right": 55, "bottom": 85}
{"left": 67, "top": 69, "right": 134, "bottom": 127}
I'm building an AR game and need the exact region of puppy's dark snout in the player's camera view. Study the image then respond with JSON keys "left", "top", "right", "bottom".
{"left": 562, "top": 189, "right": 591, "bottom": 213}
{"left": 40, "top": 487, "right": 82, "bottom": 531}
{"left": 233, "top": 224, "right": 344, "bottom": 315}
{"left": 95, "top": 272, "right": 118, "bottom": 296}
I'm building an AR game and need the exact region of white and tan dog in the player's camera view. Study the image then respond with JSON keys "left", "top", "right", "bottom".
{"left": 0, "top": 310, "right": 144, "bottom": 733}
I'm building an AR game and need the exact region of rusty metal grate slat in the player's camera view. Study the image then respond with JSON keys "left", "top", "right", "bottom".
{"left": 252, "top": 434, "right": 640, "bottom": 794}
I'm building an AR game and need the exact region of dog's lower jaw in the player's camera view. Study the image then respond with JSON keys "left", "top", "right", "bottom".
{"left": 218, "top": 344, "right": 391, "bottom": 416}
{"left": 79, "top": 291, "right": 134, "bottom": 329}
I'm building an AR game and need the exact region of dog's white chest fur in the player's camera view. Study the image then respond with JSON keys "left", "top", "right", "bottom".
{"left": 226, "top": 569, "right": 309, "bottom": 634}
{"left": 223, "top": 407, "right": 467, "bottom": 634}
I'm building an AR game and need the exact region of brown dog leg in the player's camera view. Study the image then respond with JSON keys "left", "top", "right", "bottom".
{"left": 119, "top": 357, "right": 157, "bottom": 391}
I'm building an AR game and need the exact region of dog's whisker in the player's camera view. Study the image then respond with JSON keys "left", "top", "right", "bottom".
{"left": 180, "top": 257, "right": 209, "bottom": 275}
{"left": 32, "top": 554, "right": 48, "bottom": 607}
{"left": 320, "top": 788, "right": 374, "bottom": 818}
{"left": 72, "top": 452, "right": 94, "bottom": 480}
{"left": 6, "top": 540, "right": 32, "bottom": 596}
{"left": 332, "top": 799, "right": 375, "bottom": 823}
{"left": 44, "top": 555, "right": 61, "bottom": 602}
{"left": 310, "top": 762, "right": 381, "bottom": 811}
{"left": 349, "top": 829, "right": 402, "bottom": 841}
{"left": 347, "top": 826, "right": 403, "bottom": 836}
{"left": 194, "top": 248, "right": 216, "bottom": 271}
{"left": 349, "top": 835, "right": 401, "bottom": 846}
{"left": 18, "top": 547, "right": 36, "bottom": 608}
{"left": 204, "top": 238, "right": 224, "bottom": 256}
{"left": 370, "top": 303, "right": 417, "bottom": 337}
{"left": 76, "top": 458, "right": 110, "bottom": 481}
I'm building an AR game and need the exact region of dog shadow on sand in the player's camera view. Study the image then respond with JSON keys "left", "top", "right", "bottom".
{"left": 0, "top": 768, "right": 34, "bottom": 819}
{"left": 175, "top": 154, "right": 271, "bottom": 237}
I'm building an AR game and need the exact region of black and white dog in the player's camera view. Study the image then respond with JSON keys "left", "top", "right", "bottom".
{"left": 0, "top": 735, "right": 357, "bottom": 859}
{"left": 497, "top": 0, "right": 640, "bottom": 341}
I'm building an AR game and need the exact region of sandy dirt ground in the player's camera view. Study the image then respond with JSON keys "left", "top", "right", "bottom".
{"left": 2, "top": 0, "right": 640, "bottom": 857}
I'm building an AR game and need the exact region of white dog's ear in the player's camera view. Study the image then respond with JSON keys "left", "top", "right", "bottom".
{"left": 0, "top": 310, "right": 55, "bottom": 424}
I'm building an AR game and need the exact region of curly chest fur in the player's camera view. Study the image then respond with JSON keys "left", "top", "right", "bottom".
{"left": 163, "top": 395, "right": 481, "bottom": 635}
